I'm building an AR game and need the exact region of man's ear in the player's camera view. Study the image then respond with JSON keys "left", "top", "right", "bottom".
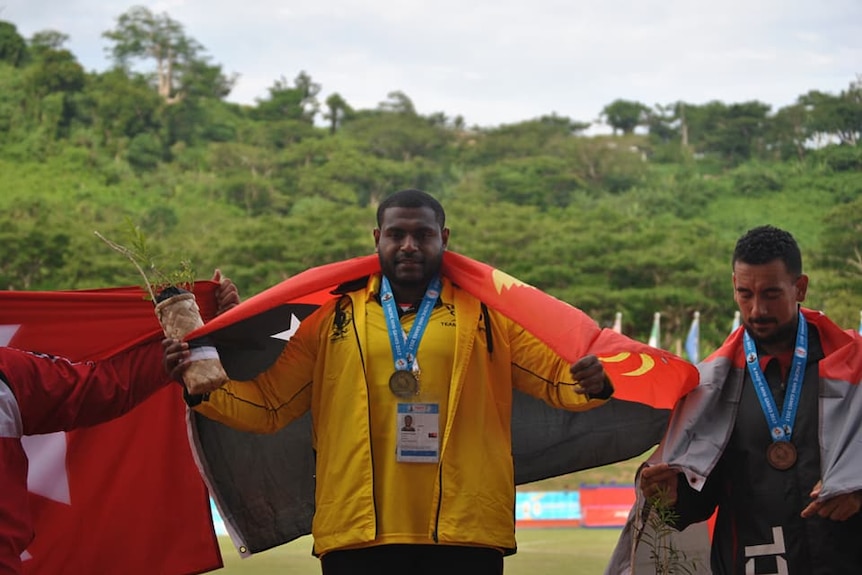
{"left": 795, "top": 274, "right": 809, "bottom": 303}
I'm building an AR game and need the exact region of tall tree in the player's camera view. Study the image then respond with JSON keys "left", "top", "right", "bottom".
{"left": 254, "top": 71, "right": 320, "bottom": 123}
{"left": 0, "top": 21, "right": 27, "bottom": 66}
{"left": 646, "top": 103, "right": 680, "bottom": 144}
{"left": 378, "top": 90, "right": 416, "bottom": 115}
{"left": 601, "top": 99, "right": 650, "bottom": 135}
{"left": 769, "top": 103, "right": 809, "bottom": 161}
{"left": 29, "top": 30, "right": 69, "bottom": 54}
{"left": 293, "top": 71, "right": 321, "bottom": 120}
{"left": 685, "top": 100, "right": 770, "bottom": 164}
{"left": 102, "top": 6, "right": 231, "bottom": 104}
{"left": 802, "top": 81, "right": 862, "bottom": 146}
{"left": 324, "top": 92, "right": 353, "bottom": 134}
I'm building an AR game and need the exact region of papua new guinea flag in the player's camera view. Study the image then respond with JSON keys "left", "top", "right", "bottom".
{"left": 184, "top": 251, "right": 699, "bottom": 557}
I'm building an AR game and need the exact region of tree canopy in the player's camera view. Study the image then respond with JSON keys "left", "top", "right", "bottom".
{"left": 1, "top": 8, "right": 860, "bottom": 355}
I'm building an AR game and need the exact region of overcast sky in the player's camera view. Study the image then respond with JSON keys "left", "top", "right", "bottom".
{"left": 4, "top": 0, "right": 860, "bottom": 130}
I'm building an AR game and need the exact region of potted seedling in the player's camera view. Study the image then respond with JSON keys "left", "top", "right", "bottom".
{"left": 95, "top": 222, "right": 228, "bottom": 394}
{"left": 635, "top": 486, "right": 702, "bottom": 575}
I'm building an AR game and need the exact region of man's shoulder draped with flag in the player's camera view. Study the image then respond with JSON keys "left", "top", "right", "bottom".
{"left": 652, "top": 308, "right": 862, "bottom": 499}
{"left": 181, "top": 251, "right": 699, "bottom": 556}
{"left": 605, "top": 307, "right": 862, "bottom": 574}
{"left": 0, "top": 285, "right": 223, "bottom": 575}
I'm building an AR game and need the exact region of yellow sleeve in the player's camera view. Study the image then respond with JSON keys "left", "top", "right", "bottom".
{"left": 193, "top": 303, "right": 329, "bottom": 433}
{"left": 505, "top": 314, "right": 613, "bottom": 411}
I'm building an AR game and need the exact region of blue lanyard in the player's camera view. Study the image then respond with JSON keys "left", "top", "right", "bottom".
{"left": 742, "top": 310, "right": 808, "bottom": 442}
{"left": 380, "top": 275, "right": 441, "bottom": 372}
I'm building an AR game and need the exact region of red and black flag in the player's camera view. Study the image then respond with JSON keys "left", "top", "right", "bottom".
{"left": 184, "top": 252, "right": 699, "bottom": 556}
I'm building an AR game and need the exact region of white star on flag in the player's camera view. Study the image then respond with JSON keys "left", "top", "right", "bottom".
{"left": 271, "top": 313, "right": 301, "bottom": 342}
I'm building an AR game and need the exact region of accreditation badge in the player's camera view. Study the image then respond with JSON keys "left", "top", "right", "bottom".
{"left": 396, "top": 403, "right": 439, "bottom": 463}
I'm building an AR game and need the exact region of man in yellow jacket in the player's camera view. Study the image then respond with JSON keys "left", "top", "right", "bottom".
{"left": 166, "top": 189, "right": 614, "bottom": 574}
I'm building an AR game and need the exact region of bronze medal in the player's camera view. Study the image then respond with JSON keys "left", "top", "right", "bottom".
{"left": 766, "top": 441, "right": 797, "bottom": 470}
{"left": 389, "top": 370, "right": 419, "bottom": 398}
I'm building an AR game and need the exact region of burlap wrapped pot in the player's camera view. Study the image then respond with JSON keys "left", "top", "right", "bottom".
{"left": 154, "top": 292, "right": 228, "bottom": 395}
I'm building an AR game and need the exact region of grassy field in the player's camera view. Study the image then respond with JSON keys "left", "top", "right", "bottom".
{"left": 216, "top": 528, "right": 622, "bottom": 574}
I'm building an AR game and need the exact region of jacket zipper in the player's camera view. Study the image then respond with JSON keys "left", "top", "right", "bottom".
{"left": 433, "top": 463, "right": 443, "bottom": 542}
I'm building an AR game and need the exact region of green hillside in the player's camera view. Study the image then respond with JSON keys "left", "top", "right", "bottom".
{"left": 1, "top": 9, "right": 860, "bottom": 351}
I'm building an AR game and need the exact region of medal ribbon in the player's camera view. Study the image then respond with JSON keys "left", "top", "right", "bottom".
{"left": 380, "top": 275, "right": 441, "bottom": 373}
{"left": 742, "top": 310, "right": 808, "bottom": 442}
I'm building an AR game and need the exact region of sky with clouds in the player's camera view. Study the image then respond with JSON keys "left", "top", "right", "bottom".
{"left": 3, "top": 0, "right": 860, "bottom": 130}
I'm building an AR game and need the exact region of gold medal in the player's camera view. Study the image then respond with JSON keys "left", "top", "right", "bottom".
{"left": 766, "top": 441, "right": 797, "bottom": 470}
{"left": 389, "top": 370, "right": 419, "bottom": 398}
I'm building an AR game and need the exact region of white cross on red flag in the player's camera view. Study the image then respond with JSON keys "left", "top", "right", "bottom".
{"left": 0, "top": 285, "right": 222, "bottom": 575}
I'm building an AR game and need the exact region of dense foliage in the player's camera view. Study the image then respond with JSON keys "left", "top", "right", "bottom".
{"left": 1, "top": 8, "right": 860, "bottom": 355}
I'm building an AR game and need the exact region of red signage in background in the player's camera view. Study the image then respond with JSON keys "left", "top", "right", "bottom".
{"left": 579, "top": 484, "right": 636, "bottom": 528}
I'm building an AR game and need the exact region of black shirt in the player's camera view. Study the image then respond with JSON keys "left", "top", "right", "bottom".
{"left": 675, "top": 328, "right": 862, "bottom": 574}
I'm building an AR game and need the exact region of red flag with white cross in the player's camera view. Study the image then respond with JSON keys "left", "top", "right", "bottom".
{"left": 0, "top": 286, "right": 222, "bottom": 575}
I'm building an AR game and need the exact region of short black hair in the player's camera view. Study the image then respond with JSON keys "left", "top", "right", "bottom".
{"left": 733, "top": 225, "right": 802, "bottom": 276}
{"left": 376, "top": 189, "right": 446, "bottom": 229}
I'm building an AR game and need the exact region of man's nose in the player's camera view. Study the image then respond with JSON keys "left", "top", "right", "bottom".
{"left": 400, "top": 235, "right": 418, "bottom": 251}
{"left": 752, "top": 296, "right": 768, "bottom": 316}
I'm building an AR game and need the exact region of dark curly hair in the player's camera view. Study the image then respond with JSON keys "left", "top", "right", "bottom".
{"left": 732, "top": 225, "right": 802, "bottom": 276}
{"left": 376, "top": 189, "right": 446, "bottom": 229}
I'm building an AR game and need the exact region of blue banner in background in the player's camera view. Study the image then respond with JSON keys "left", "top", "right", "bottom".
{"left": 515, "top": 491, "right": 581, "bottom": 521}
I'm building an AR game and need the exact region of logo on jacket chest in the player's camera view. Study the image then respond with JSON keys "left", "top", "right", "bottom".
{"left": 439, "top": 304, "right": 456, "bottom": 327}
{"left": 330, "top": 300, "right": 354, "bottom": 342}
